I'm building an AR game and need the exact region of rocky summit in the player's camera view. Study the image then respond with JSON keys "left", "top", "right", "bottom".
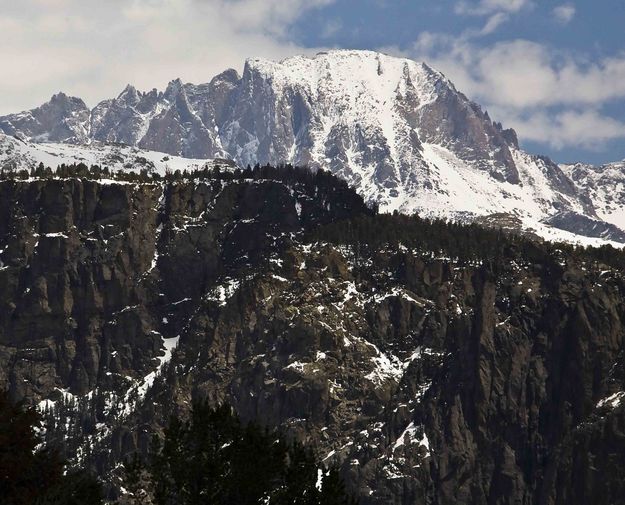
{"left": 2, "top": 50, "right": 624, "bottom": 245}
{"left": 1, "top": 166, "right": 624, "bottom": 505}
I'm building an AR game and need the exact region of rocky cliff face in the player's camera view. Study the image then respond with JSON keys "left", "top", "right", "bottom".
{"left": 2, "top": 172, "right": 624, "bottom": 505}
{"left": 2, "top": 50, "right": 618, "bottom": 245}
{"left": 127, "top": 232, "right": 625, "bottom": 505}
{"left": 0, "top": 178, "right": 163, "bottom": 399}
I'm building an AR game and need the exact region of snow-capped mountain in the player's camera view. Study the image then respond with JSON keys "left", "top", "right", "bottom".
{"left": 1, "top": 50, "right": 623, "bottom": 244}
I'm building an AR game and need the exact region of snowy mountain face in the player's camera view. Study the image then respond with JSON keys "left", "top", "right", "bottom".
{"left": 0, "top": 92, "right": 90, "bottom": 144}
{"left": 561, "top": 160, "right": 625, "bottom": 233}
{"left": 0, "top": 132, "right": 225, "bottom": 175}
{"left": 89, "top": 70, "right": 239, "bottom": 159}
{"left": 0, "top": 50, "right": 623, "bottom": 244}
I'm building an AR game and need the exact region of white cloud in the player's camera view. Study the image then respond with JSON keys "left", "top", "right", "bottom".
{"left": 455, "top": 0, "right": 532, "bottom": 16}
{"left": 436, "top": 39, "right": 625, "bottom": 108}
{"left": 215, "top": 0, "right": 335, "bottom": 35}
{"left": 321, "top": 18, "right": 343, "bottom": 39}
{"left": 477, "top": 12, "right": 510, "bottom": 35}
{"left": 0, "top": 0, "right": 335, "bottom": 115}
{"left": 553, "top": 3, "right": 576, "bottom": 25}
{"left": 451, "top": 0, "right": 532, "bottom": 37}
{"left": 489, "top": 108, "right": 625, "bottom": 150}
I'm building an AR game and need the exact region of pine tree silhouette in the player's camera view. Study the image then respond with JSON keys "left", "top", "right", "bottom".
{"left": 134, "top": 402, "right": 358, "bottom": 505}
{"left": 0, "top": 391, "right": 102, "bottom": 505}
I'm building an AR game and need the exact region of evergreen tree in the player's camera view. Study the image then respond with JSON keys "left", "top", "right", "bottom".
{"left": 35, "top": 471, "right": 103, "bottom": 505}
{"left": 0, "top": 391, "right": 102, "bottom": 505}
{"left": 318, "top": 467, "right": 358, "bottom": 505}
{"left": 133, "top": 402, "right": 358, "bottom": 505}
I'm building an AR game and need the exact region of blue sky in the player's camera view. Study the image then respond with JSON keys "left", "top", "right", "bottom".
{"left": 1, "top": 0, "right": 624, "bottom": 164}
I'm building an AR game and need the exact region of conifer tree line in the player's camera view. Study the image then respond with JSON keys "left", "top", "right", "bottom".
{"left": 2, "top": 159, "right": 622, "bottom": 271}
{"left": 0, "top": 160, "right": 367, "bottom": 193}
{"left": 122, "top": 402, "right": 357, "bottom": 505}
{"left": 309, "top": 212, "right": 625, "bottom": 272}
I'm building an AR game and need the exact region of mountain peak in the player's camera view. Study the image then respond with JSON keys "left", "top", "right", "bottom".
{"left": 210, "top": 68, "right": 240, "bottom": 85}
{"left": 50, "top": 91, "right": 68, "bottom": 102}
{"left": 119, "top": 83, "right": 138, "bottom": 96}
{"left": 164, "top": 78, "right": 184, "bottom": 98}
{"left": 112, "top": 84, "right": 141, "bottom": 108}
{"left": 47, "top": 92, "right": 88, "bottom": 112}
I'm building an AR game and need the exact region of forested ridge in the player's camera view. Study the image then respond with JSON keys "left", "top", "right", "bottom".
{"left": 3, "top": 160, "right": 623, "bottom": 270}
